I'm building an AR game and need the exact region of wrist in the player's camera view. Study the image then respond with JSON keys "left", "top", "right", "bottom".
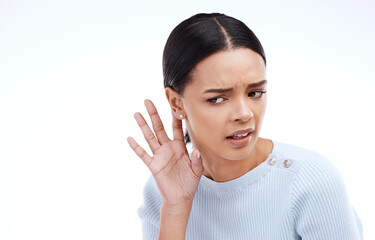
{"left": 161, "top": 200, "right": 193, "bottom": 217}
{"left": 158, "top": 201, "right": 193, "bottom": 240}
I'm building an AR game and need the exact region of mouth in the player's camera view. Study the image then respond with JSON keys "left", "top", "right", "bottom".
{"left": 226, "top": 128, "right": 254, "bottom": 139}
{"left": 229, "top": 132, "right": 251, "bottom": 139}
{"left": 226, "top": 128, "right": 254, "bottom": 147}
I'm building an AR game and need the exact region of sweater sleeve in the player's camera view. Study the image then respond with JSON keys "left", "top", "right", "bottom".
{"left": 137, "top": 176, "right": 161, "bottom": 240}
{"left": 290, "top": 156, "right": 363, "bottom": 240}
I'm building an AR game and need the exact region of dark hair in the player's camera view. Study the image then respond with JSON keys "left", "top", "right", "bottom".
{"left": 162, "top": 13, "right": 266, "bottom": 143}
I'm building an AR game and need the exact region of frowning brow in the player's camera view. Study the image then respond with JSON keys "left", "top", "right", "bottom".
{"left": 203, "top": 80, "right": 267, "bottom": 94}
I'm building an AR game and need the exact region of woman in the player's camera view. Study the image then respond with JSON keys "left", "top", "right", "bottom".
{"left": 127, "top": 13, "right": 362, "bottom": 240}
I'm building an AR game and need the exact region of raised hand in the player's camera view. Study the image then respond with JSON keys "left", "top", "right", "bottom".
{"left": 127, "top": 100, "right": 204, "bottom": 208}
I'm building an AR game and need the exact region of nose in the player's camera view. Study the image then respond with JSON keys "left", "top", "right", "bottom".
{"left": 231, "top": 98, "right": 254, "bottom": 122}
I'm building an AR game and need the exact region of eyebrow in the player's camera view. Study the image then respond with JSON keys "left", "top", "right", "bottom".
{"left": 203, "top": 80, "right": 268, "bottom": 94}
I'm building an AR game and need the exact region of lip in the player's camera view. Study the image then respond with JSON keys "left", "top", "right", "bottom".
{"left": 227, "top": 128, "right": 255, "bottom": 138}
{"left": 226, "top": 128, "right": 255, "bottom": 148}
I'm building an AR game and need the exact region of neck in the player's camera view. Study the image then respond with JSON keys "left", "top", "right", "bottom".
{"left": 201, "top": 138, "right": 272, "bottom": 182}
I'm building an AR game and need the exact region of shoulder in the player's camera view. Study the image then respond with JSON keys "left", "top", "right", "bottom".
{"left": 272, "top": 141, "right": 348, "bottom": 209}
{"left": 273, "top": 140, "right": 340, "bottom": 179}
{"left": 273, "top": 141, "right": 362, "bottom": 239}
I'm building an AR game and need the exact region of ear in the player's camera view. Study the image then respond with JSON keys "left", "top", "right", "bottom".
{"left": 165, "top": 87, "right": 185, "bottom": 120}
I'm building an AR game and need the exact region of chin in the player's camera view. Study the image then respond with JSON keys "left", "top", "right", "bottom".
{"left": 208, "top": 140, "right": 257, "bottom": 161}
{"left": 224, "top": 137, "right": 258, "bottom": 160}
{"left": 224, "top": 147, "right": 255, "bottom": 161}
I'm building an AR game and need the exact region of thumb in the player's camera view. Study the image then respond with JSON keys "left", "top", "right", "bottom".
{"left": 191, "top": 149, "right": 204, "bottom": 177}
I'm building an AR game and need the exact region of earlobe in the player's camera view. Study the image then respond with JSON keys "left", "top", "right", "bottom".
{"left": 165, "top": 87, "right": 185, "bottom": 119}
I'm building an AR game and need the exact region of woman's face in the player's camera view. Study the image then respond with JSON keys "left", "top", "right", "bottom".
{"left": 181, "top": 48, "right": 267, "bottom": 161}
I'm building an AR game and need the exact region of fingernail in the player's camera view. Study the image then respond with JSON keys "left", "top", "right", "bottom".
{"left": 197, "top": 150, "right": 200, "bottom": 159}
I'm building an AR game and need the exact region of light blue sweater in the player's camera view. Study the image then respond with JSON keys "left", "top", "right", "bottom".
{"left": 138, "top": 141, "right": 363, "bottom": 239}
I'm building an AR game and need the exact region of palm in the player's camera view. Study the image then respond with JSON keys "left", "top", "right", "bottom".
{"left": 127, "top": 100, "right": 203, "bottom": 206}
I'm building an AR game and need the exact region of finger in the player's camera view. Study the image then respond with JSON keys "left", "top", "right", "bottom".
{"left": 144, "top": 99, "right": 170, "bottom": 144}
{"left": 134, "top": 112, "right": 160, "bottom": 153}
{"left": 172, "top": 112, "right": 184, "bottom": 141}
{"left": 191, "top": 149, "right": 204, "bottom": 177}
{"left": 127, "top": 137, "right": 152, "bottom": 166}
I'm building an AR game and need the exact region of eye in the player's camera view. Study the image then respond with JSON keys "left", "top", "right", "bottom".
{"left": 207, "top": 97, "right": 225, "bottom": 104}
{"left": 248, "top": 90, "right": 266, "bottom": 98}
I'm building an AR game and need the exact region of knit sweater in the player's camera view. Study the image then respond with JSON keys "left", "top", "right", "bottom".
{"left": 138, "top": 140, "right": 363, "bottom": 239}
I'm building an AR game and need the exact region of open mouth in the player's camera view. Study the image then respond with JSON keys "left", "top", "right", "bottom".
{"left": 226, "top": 128, "right": 254, "bottom": 147}
{"left": 227, "top": 132, "right": 251, "bottom": 140}
{"left": 226, "top": 128, "right": 254, "bottom": 139}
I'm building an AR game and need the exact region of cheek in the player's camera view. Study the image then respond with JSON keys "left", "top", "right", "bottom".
{"left": 254, "top": 101, "right": 267, "bottom": 128}
{"left": 185, "top": 105, "right": 226, "bottom": 142}
{"left": 189, "top": 109, "right": 222, "bottom": 133}
{"left": 256, "top": 102, "right": 267, "bottom": 117}
{"left": 185, "top": 99, "right": 267, "bottom": 143}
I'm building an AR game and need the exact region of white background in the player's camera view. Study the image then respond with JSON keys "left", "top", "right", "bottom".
{"left": 1, "top": 0, "right": 374, "bottom": 239}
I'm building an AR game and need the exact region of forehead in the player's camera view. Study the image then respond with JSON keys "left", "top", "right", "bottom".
{"left": 190, "top": 48, "right": 266, "bottom": 89}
